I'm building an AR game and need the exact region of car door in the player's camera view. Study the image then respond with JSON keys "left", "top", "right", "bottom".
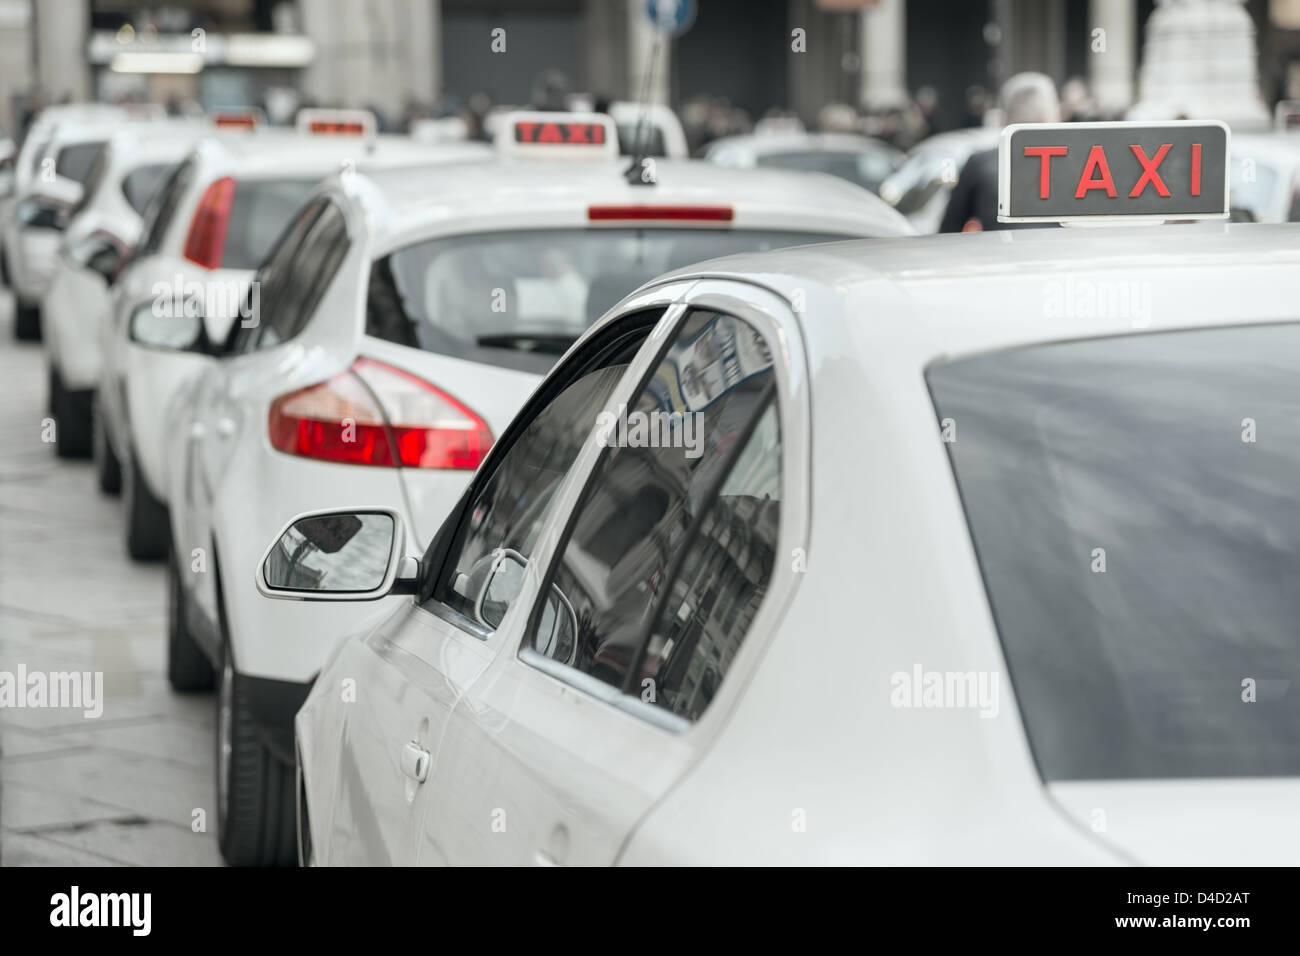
{"left": 177, "top": 199, "right": 328, "bottom": 628}
{"left": 413, "top": 297, "right": 795, "bottom": 866}
{"left": 317, "top": 294, "right": 687, "bottom": 865}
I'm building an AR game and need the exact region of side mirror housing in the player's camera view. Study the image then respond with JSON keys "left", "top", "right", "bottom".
{"left": 128, "top": 301, "right": 213, "bottom": 354}
{"left": 86, "top": 241, "right": 121, "bottom": 283}
{"left": 257, "top": 508, "right": 420, "bottom": 601}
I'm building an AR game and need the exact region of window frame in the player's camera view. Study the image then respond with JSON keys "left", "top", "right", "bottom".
{"left": 416, "top": 300, "right": 687, "bottom": 639}
{"left": 514, "top": 282, "right": 812, "bottom": 734}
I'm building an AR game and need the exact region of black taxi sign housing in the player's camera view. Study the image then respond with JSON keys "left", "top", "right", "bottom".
{"left": 998, "top": 121, "right": 1229, "bottom": 223}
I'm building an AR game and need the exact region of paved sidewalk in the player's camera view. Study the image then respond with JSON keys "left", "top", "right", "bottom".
{"left": 0, "top": 291, "right": 220, "bottom": 866}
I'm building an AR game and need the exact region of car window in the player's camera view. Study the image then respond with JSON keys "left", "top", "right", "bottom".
{"left": 254, "top": 200, "right": 349, "bottom": 348}
{"left": 222, "top": 178, "right": 318, "bottom": 270}
{"left": 524, "top": 309, "right": 780, "bottom": 719}
{"left": 138, "top": 159, "right": 193, "bottom": 257}
{"left": 427, "top": 314, "right": 662, "bottom": 627}
{"left": 236, "top": 198, "right": 327, "bottom": 353}
{"left": 365, "top": 228, "right": 849, "bottom": 375}
{"left": 756, "top": 149, "right": 899, "bottom": 193}
{"left": 55, "top": 141, "right": 106, "bottom": 184}
{"left": 928, "top": 323, "right": 1300, "bottom": 780}
{"left": 70, "top": 150, "right": 109, "bottom": 217}
{"left": 121, "top": 162, "right": 176, "bottom": 216}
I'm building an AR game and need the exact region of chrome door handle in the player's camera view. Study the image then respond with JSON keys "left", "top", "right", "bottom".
{"left": 215, "top": 417, "right": 236, "bottom": 438}
{"left": 401, "top": 741, "right": 430, "bottom": 783}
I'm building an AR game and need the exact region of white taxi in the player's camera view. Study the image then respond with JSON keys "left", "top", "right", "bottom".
{"left": 278, "top": 122, "right": 1300, "bottom": 865}
{"left": 95, "top": 118, "right": 484, "bottom": 559}
{"left": 703, "top": 130, "right": 904, "bottom": 195}
{"left": 43, "top": 119, "right": 211, "bottom": 456}
{"left": 160, "top": 110, "right": 910, "bottom": 865}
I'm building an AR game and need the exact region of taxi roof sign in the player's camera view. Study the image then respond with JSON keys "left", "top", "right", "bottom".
{"left": 211, "top": 108, "right": 263, "bottom": 130}
{"left": 998, "top": 121, "right": 1229, "bottom": 224}
{"left": 496, "top": 111, "right": 619, "bottom": 161}
{"left": 296, "top": 108, "right": 377, "bottom": 138}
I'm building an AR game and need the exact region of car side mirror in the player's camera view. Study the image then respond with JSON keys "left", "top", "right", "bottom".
{"left": 128, "top": 301, "right": 212, "bottom": 353}
{"left": 257, "top": 508, "right": 420, "bottom": 601}
{"left": 87, "top": 241, "right": 120, "bottom": 283}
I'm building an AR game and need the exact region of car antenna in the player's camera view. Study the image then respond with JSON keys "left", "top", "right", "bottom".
{"left": 624, "top": 30, "right": 663, "bottom": 186}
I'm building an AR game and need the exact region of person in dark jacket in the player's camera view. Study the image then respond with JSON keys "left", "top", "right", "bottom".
{"left": 940, "top": 72, "right": 1061, "bottom": 233}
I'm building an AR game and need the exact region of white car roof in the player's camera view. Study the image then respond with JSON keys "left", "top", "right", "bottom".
{"left": 189, "top": 129, "right": 489, "bottom": 179}
{"left": 346, "top": 158, "right": 914, "bottom": 252}
{"left": 653, "top": 222, "right": 1300, "bottom": 360}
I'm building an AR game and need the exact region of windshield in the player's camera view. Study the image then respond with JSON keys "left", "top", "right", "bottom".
{"left": 928, "top": 324, "right": 1300, "bottom": 781}
{"left": 366, "top": 227, "right": 848, "bottom": 372}
{"left": 756, "top": 149, "right": 899, "bottom": 194}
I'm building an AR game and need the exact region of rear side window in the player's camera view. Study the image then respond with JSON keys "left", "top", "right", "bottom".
{"left": 138, "top": 159, "right": 193, "bottom": 256}
{"left": 251, "top": 200, "right": 350, "bottom": 348}
{"left": 526, "top": 309, "right": 781, "bottom": 723}
{"left": 122, "top": 163, "right": 175, "bottom": 216}
{"left": 55, "top": 141, "right": 106, "bottom": 185}
{"left": 222, "top": 178, "right": 317, "bottom": 269}
{"left": 928, "top": 323, "right": 1300, "bottom": 781}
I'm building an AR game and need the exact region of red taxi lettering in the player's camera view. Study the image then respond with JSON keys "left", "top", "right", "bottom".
{"left": 1075, "top": 145, "right": 1117, "bottom": 198}
{"left": 1023, "top": 145, "right": 1067, "bottom": 199}
{"left": 1191, "top": 143, "right": 1202, "bottom": 196}
{"left": 1128, "top": 144, "right": 1172, "bottom": 197}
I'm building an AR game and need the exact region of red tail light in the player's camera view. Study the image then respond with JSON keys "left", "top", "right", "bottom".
{"left": 588, "top": 204, "right": 733, "bottom": 222}
{"left": 183, "top": 176, "right": 236, "bottom": 269}
{"left": 268, "top": 358, "right": 492, "bottom": 470}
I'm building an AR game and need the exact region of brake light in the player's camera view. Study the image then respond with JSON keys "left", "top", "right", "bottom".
{"left": 267, "top": 358, "right": 492, "bottom": 469}
{"left": 183, "top": 176, "right": 236, "bottom": 269}
{"left": 588, "top": 204, "right": 733, "bottom": 222}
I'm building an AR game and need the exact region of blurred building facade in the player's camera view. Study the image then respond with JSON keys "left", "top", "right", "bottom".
{"left": 1, "top": 0, "right": 1297, "bottom": 137}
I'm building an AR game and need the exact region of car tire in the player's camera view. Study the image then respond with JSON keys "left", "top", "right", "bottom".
{"left": 167, "top": 545, "right": 215, "bottom": 692}
{"left": 92, "top": 395, "right": 122, "bottom": 495}
{"left": 123, "top": 447, "right": 169, "bottom": 560}
{"left": 14, "top": 300, "right": 41, "bottom": 341}
{"left": 216, "top": 638, "right": 297, "bottom": 867}
{"left": 50, "top": 368, "right": 92, "bottom": 458}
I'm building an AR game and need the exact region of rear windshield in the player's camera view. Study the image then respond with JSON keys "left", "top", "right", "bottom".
{"left": 223, "top": 178, "right": 317, "bottom": 269}
{"left": 616, "top": 123, "right": 667, "bottom": 158}
{"left": 122, "top": 163, "right": 176, "bottom": 216}
{"left": 928, "top": 324, "right": 1300, "bottom": 781}
{"left": 756, "top": 149, "right": 899, "bottom": 194}
{"left": 366, "top": 227, "right": 846, "bottom": 373}
{"left": 55, "top": 141, "right": 107, "bottom": 184}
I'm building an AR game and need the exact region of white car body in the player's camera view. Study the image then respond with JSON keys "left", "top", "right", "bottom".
{"left": 43, "top": 121, "right": 211, "bottom": 396}
{"left": 878, "top": 126, "right": 1000, "bottom": 233}
{"left": 162, "top": 113, "right": 911, "bottom": 864}
{"left": 293, "top": 221, "right": 1300, "bottom": 865}
{"left": 703, "top": 130, "right": 905, "bottom": 195}
{"left": 97, "top": 128, "right": 485, "bottom": 557}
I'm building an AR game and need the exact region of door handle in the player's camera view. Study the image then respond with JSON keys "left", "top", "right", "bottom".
{"left": 215, "top": 417, "right": 236, "bottom": 438}
{"left": 400, "top": 741, "right": 430, "bottom": 783}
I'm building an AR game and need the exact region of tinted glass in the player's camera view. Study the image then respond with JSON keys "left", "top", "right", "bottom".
{"left": 230, "top": 199, "right": 323, "bottom": 354}
{"left": 530, "top": 310, "right": 777, "bottom": 699}
{"left": 55, "top": 141, "right": 106, "bottom": 184}
{"left": 928, "top": 324, "right": 1300, "bottom": 780}
{"left": 138, "top": 160, "right": 193, "bottom": 256}
{"left": 223, "top": 178, "right": 317, "bottom": 269}
{"left": 756, "top": 149, "right": 899, "bottom": 193}
{"left": 122, "top": 163, "right": 175, "bottom": 216}
{"left": 366, "top": 229, "right": 845, "bottom": 374}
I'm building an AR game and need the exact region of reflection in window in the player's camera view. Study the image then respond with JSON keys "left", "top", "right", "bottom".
{"left": 263, "top": 513, "right": 393, "bottom": 592}
{"left": 531, "top": 310, "right": 780, "bottom": 720}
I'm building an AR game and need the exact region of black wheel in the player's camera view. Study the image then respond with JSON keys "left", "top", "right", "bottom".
{"left": 14, "top": 300, "right": 41, "bottom": 341}
{"left": 216, "top": 639, "right": 297, "bottom": 866}
{"left": 49, "top": 368, "right": 92, "bottom": 458}
{"left": 167, "top": 545, "right": 215, "bottom": 691}
{"left": 123, "top": 447, "right": 169, "bottom": 560}
{"left": 92, "top": 396, "right": 122, "bottom": 495}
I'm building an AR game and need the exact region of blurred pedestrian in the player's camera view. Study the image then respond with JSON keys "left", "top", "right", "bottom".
{"left": 939, "top": 72, "right": 1060, "bottom": 233}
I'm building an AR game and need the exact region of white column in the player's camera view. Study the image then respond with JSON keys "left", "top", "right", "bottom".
{"left": 35, "top": 0, "right": 90, "bottom": 101}
{"left": 627, "top": 0, "right": 671, "bottom": 105}
{"left": 1089, "top": 0, "right": 1136, "bottom": 117}
{"left": 859, "top": 0, "right": 907, "bottom": 111}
